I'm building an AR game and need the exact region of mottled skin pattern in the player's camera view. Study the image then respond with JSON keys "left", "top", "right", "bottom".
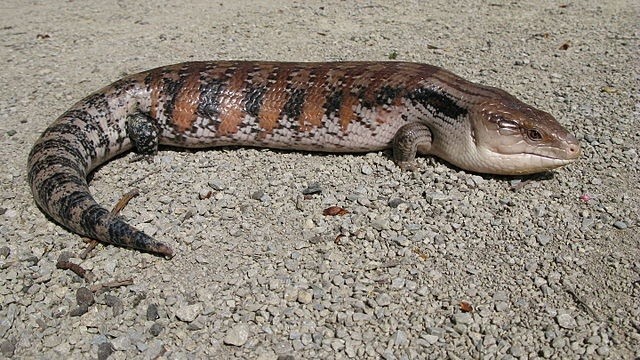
{"left": 27, "top": 61, "right": 580, "bottom": 257}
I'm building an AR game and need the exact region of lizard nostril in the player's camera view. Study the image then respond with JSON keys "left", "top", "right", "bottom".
{"left": 567, "top": 144, "right": 581, "bottom": 157}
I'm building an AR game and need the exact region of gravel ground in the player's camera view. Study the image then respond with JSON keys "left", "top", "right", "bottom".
{"left": 1, "top": 0, "right": 638, "bottom": 359}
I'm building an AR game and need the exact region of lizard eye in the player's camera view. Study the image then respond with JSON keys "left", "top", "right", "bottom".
{"left": 527, "top": 129, "right": 543, "bottom": 141}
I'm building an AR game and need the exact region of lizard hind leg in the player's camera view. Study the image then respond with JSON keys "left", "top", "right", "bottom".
{"left": 126, "top": 112, "right": 160, "bottom": 155}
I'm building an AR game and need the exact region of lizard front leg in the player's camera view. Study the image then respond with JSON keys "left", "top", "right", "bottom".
{"left": 392, "top": 122, "right": 433, "bottom": 170}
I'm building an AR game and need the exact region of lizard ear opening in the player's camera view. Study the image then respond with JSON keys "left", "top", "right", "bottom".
{"left": 496, "top": 117, "right": 519, "bottom": 130}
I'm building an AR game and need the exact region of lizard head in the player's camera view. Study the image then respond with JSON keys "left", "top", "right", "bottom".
{"left": 465, "top": 97, "right": 580, "bottom": 175}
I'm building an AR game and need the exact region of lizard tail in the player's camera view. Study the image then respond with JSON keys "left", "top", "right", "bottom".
{"left": 27, "top": 99, "right": 174, "bottom": 258}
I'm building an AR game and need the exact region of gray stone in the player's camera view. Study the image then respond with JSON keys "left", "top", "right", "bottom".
{"left": 375, "top": 293, "right": 392, "bottom": 306}
{"left": 393, "top": 330, "right": 409, "bottom": 346}
{"left": 586, "top": 335, "right": 601, "bottom": 344}
{"left": 596, "top": 346, "right": 609, "bottom": 356}
{"left": 1, "top": 303, "right": 17, "bottom": 337}
{"left": 251, "top": 190, "right": 266, "bottom": 201}
{"left": 111, "top": 335, "right": 132, "bottom": 351}
{"left": 224, "top": 324, "right": 249, "bottom": 346}
{"left": 421, "top": 334, "right": 439, "bottom": 345}
{"left": 556, "top": 313, "right": 577, "bottom": 329}
{"left": 76, "top": 287, "right": 95, "bottom": 307}
{"left": 391, "top": 277, "right": 405, "bottom": 289}
{"left": 353, "top": 312, "right": 371, "bottom": 322}
{"left": 149, "top": 322, "right": 163, "bottom": 337}
{"left": 143, "top": 340, "right": 165, "bottom": 359}
{"left": 147, "top": 303, "right": 160, "bottom": 321}
{"left": 208, "top": 180, "right": 225, "bottom": 191}
{"left": 297, "top": 290, "right": 313, "bottom": 304}
{"left": 302, "top": 183, "right": 322, "bottom": 195}
{"left": 175, "top": 303, "right": 202, "bottom": 323}
{"left": 0, "top": 339, "right": 15, "bottom": 357}
{"left": 69, "top": 305, "right": 89, "bottom": 317}
{"left": 551, "top": 336, "right": 565, "bottom": 349}
{"left": 537, "top": 234, "right": 552, "bottom": 245}
{"left": 388, "top": 198, "right": 405, "bottom": 208}
{"left": 104, "top": 294, "right": 123, "bottom": 316}
{"left": 540, "top": 345, "right": 554, "bottom": 358}
{"left": 97, "top": 342, "right": 114, "bottom": 360}
{"left": 613, "top": 221, "right": 627, "bottom": 229}
{"left": 0, "top": 246, "right": 10, "bottom": 259}
{"left": 453, "top": 313, "right": 473, "bottom": 325}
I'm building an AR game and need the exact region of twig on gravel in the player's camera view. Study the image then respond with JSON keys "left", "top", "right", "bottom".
{"left": 110, "top": 189, "right": 140, "bottom": 216}
{"left": 365, "top": 260, "right": 403, "bottom": 271}
{"left": 565, "top": 287, "right": 601, "bottom": 321}
{"left": 56, "top": 253, "right": 95, "bottom": 283}
{"left": 79, "top": 239, "right": 99, "bottom": 259}
{"left": 510, "top": 179, "right": 534, "bottom": 191}
{"left": 89, "top": 278, "right": 134, "bottom": 293}
{"left": 128, "top": 169, "right": 160, "bottom": 186}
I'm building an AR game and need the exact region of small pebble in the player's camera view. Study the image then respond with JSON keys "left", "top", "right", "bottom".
{"left": 175, "top": 304, "right": 202, "bottom": 323}
{"left": 76, "top": 287, "right": 94, "bottom": 307}
{"left": 540, "top": 346, "right": 554, "bottom": 358}
{"left": 495, "top": 302, "right": 509, "bottom": 312}
{"left": 613, "top": 221, "right": 627, "bottom": 229}
{"left": 224, "top": 324, "right": 249, "bottom": 346}
{"left": 250, "top": 190, "right": 269, "bottom": 202}
{"left": 198, "top": 188, "right": 212, "bottom": 199}
{"left": 391, "top": 277, "right": 405, "bottom": 289}
{"left": 104, "top": 295, "right": 123, "bottom": 316}
{"left": 69, "top": 305, "right": 89, "bottom": 317}
{"left": 388, "top": 198, "right": 405, "bottom": 208}
{"left": 393, "top": 330, "right": 409, "bottom": 346}
{"left": 302, "top": 183, "right": 322, "bottom": 195}
{"left": 111, "top": 335, "right": 132, "bottom": 351}
{"left": 0, "top": 246, "right": 10, "bottom": 259}
{"left": 361, "top": 165, "right": 373, "bottom": 175}
{"left": 149, "top": 322, "right": 164, "bottom": 337}
{"left": 97, "top": 342, "right": 114, "bottom": 360}
{"left": 509, "top": 344, "right": 524, "bottom": 357}
{"left": 352, "top": 313, "right": 371, "bottom": 322}
{"left": 143, "top": 340, "right": 165, "bottom": 359}
{"left": 208, "top": 180, "right": 225, "bottom": 191}
{"left": 147, "top": 304, "right": 160, "bottom": 321}
{"left": 0, "top": 339, "right": 15, "bottom": 357}
{"left": 586, "top": 335, "right": 601, "bottom": 345}
{"left": 552, "top": 336, "right": 565, "bottom": 349}
{"left": 3, "top": 209, "right": 17, "bottom": 218}
{"left": 453, "top": 313, "right": 473, "bottom": 325}
{"left": 537, "top": 234, "right": 552, "bottom": 246}
{"left": 422, "top": 334, "right": 439, "bottom": 344}
{"left": 596, "top": 346, "right": 609, "bottom": 356}
{"left": 556, "top": 313, "right": 577, "bottom": 329}
{"left": 376, "top": 293, "right": 392, "bottom": 306}
{"left": 297, "top": 290, "right": 313, "bottom": 304}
